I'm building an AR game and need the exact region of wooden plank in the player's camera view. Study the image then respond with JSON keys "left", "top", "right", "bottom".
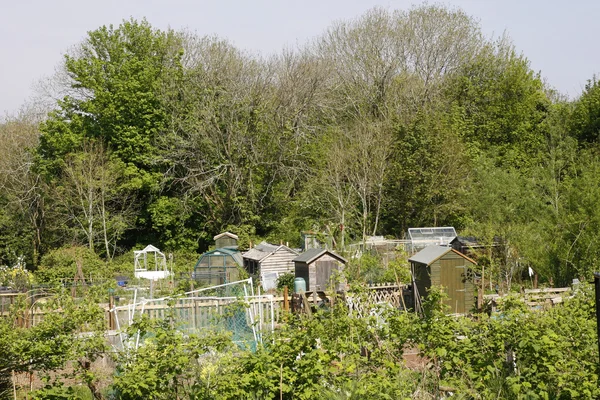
{"left": 524, "top": 288, "right": 570, "bottom": 294}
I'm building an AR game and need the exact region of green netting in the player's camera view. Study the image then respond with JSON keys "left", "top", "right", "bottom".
{"left": 111, "top": 279, "right": 273, "bottom": 352}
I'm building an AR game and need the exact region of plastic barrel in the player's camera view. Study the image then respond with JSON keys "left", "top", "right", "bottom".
{"left": 294, "top": 277, "right": 306, "bottom": 293}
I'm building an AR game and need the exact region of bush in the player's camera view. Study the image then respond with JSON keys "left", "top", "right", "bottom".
{"left": 0, "top": 261, "right": 33, "bottom": 290}
{"left": 36, "top": 246, "right": 105, "bottom": 284}
{"left": 346, "top": 251, "right": 412, "bottom": 284}
{"left": 276, "top": 272, "right": 295, "bottom": 291}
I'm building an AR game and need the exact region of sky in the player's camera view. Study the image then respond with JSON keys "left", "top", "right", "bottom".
{"left": 1, "top": 0, "right": 599, "bottom": 115}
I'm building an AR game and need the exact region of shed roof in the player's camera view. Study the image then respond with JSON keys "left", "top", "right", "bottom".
{"left": 409, "top": 245, "right": 476, "bottom": 266}
{"left": 243, "top": 242, "right": 298, "bottom": 261}
{"left": 293, "top": 248, "right": 347, "bottom": 264}
{"left": 450, "top": 236, "right": 501, "bottom": 248}
{"left": 213, "top": 232, "right": 239, "bottom": 241}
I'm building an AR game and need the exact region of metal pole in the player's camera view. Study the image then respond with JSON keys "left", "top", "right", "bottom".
{"left": 594, "top": 273, "right": 600, "bottom": 365}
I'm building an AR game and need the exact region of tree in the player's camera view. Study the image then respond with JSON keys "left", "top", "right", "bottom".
{"left": 2, "top": 292, "right": 108, "bottom": 399}
{"left": 382, "top": 108, "right": 469, "bottom": 235}
{"left": 49, "top": 140, "right": 136, "bottom": 259}
{"left": 37, "top": 19, "right": 183, "bottom": 252}
{"left": 158, "top": 34, "right": 280, "bottom": 244}
{"left": 0, "top": 110, "right": 44, "bottom": 267}
{"left": 444, "top": 38, "right": 550, "bottom": 167}
{"left": 570, "top": 77, "right": 600, "bottom": 144}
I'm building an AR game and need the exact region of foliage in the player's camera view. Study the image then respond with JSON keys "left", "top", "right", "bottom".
{"left": 570, "top": 77, "right": 600, "bottom": 144}
{"left": 345, "top": 252, "right": 411, "bottom": 284}
{"left": 1, "top": 291, "right": 108, "bottom": 400}
{"left": 1, "top": 282, "right": 598, "bottom": 399}
{"left": 35, "top": 246, "right": 106, "bottom": 283}
{"left": 275, "top": 272, "right": 295, "bottom": 292}
{"left": 213, "top": 298, "right": 417, "bottom": 399}
{"left": 1, "top": 3, "right": 600, "bottom": 306}
{"left": 5, "top": 5, "right": 600, "bottom": 399}
{"left": 113, "top": 314, "right": 232, "bottom": 400}
{"left": 0, "top": 260, "right": 34, "bottom": 290}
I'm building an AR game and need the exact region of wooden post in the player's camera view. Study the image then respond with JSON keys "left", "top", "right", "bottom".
{"left": 302, "top": 294, "right": 312, "bottom": 317}
{"left": 283, "top": 286, "right": 289, "bottom": 311}
{"left": 393, "top": 269, "right": 407, "bottom": 312}
{"left": 475, "top": 263, "right": 483, "bottom": 311}
{"left": 594, "top": 273, "right": 600, "bottom": 367}
{"left": 12, "top": 370, "right": 16, "bottom": 400}
{"left": 108, "top": 294, "right": 115, "bottom": 330}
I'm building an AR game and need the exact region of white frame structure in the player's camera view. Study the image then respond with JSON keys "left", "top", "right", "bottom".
{"left": 133, "top": 244, "right": 171, "bottom": 280}
{"left": 407, "top": 227, "right": 457, "bottom": 252}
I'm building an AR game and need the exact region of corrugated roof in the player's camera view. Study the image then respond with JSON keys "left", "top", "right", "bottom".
{"left": 409, "top": 245, "right": 476, "bottom": 266}
{"left": 242, "top": 242, "right": 299, "bottom": 261}
{"left": 256, "top": 242, "right": 279, "bottom": 253}
{"left": 243, "top": 247, "right": 269, "bottom": 261}
{"left": 293, "top": 248, "right": 347, "bottom": 264}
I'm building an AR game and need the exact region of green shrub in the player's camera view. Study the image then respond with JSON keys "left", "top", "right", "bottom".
{"left": 0, "top": 263, "right": 34, "bottom": 290}
{"left": 276, "top": 272, "right": 295, "bottom": 291}
{"left": 36, "top": 246, "right": 105, "bottom": 284}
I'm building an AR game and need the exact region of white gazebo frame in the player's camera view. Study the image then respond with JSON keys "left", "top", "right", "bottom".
{"left": 133, "top": 245, "right": 171, "bottom": 280}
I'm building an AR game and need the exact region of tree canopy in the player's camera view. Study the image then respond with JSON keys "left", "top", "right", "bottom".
{"left": 0, "top": 4, "right": 599, "bottom": 286}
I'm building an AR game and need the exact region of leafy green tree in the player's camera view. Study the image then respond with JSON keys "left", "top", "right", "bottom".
{"left": 383, "top": 108, "right": 470, "bottom": 235}
{"left": 445, "top": 38, "right": 550, "bottom": 167}
{"left": 37, "top": 19, "right": 183, "bottom": 253}
{"left": 570, "top": 77, "right": 600, "bottom": 144}
{"left": 0, "top": 112, "right": 44, "bottom": 267}
{"left": 38, "top": 19, "right": 182, "bottom": 187}
{"left": 1, "top": 292, "right": 108, "bottom": 400}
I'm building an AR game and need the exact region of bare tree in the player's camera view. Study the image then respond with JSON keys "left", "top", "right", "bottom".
{"left": 52, "top": 141, "right": 135, "bottom": 259}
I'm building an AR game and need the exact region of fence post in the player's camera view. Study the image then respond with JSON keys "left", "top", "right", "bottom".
{"left": 594, "top": 273, "right": 600, "bottom": 366}
{"left": 108, "top": 289, "right": 115, "bottom": 330}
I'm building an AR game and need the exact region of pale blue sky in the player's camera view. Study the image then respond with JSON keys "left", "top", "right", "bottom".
{"left": 1, "top": 0, "right": 598, "bottom": 115}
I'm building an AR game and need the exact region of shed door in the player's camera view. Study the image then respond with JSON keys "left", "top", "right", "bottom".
{"left": 440, "top": 263, "right": 466, "bottom": 314}
{"left": 315, "top": 260, "right": 336, "bottom": 291}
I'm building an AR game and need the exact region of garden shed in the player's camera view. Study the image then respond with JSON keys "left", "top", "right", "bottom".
{"left": 242, "top": 242, "right": 299, "bottom": 290}
{"left": 293, "top": 248, "right": 346, "bottom": 292}
{"left": 409, "top": 245, "right": 475, "bottom": 315}
{"left": 214, "top": 232, "right": 239, "bottom": 249}
{"left": 192, "top": 248, "right": 244, "bottom": 286}
{"left": 450, "top": 236, "right": 501, "bottom": 259}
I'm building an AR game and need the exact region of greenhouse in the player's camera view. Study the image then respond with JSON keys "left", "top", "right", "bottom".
{"left": 192, "top": 248, "right": 244, "bottom": 286}
{"left": 407, "top": 227, "right": 457, "bottom": 252}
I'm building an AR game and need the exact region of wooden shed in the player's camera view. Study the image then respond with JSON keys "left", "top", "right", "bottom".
{"left": 409, "top": 245, "right": 475, "bottom": 314}
{"left": 450, "top": 236, "right": 500, "bottom": 259}
{"left": 214, "top": 232, "right": 239, "bottom": 249}
{"left": 293, "top": 248, "right": 346, "bottom": 292}
{"left": 242, "top": 242, "right": 299, "bottom": 290}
